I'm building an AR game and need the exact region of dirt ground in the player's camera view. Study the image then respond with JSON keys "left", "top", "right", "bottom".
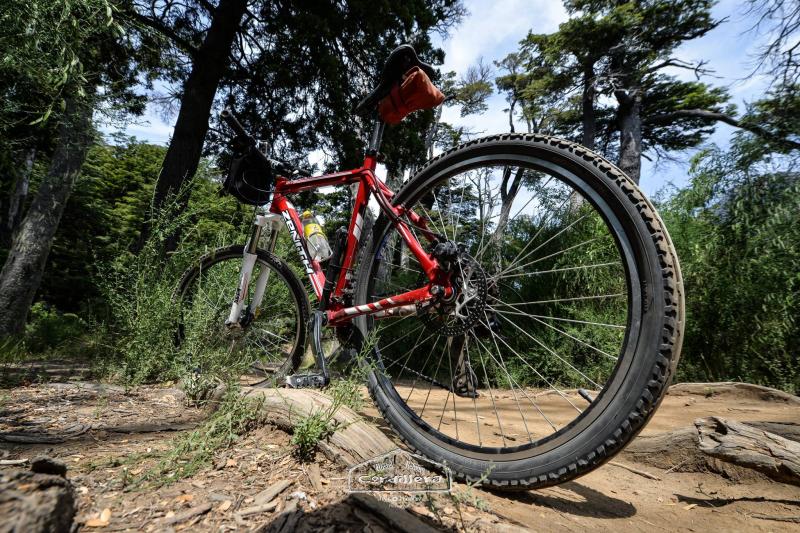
{"left": 1, "top": 363, "right": 798, "bottom": 532}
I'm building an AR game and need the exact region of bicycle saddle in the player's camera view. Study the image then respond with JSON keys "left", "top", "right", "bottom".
{"left": 355, "top": 44, "right": 436, "bottom": 114}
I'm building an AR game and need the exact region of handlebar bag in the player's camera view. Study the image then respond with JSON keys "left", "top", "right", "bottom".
{"left": 222, "top": 137, "right": 274, "bottom": 205}
{"left": 378, "top": 66, "right": 445, "bottom": 124}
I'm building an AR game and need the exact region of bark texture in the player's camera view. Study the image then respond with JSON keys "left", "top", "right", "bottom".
{"left": 623, "top": 416, "right": 800, "bottom": 485}
{"left": 3, "top": 148, "right": 36, "bottom": 248}
{"left": 146, "top": 0, "right": 248, "bottom": 245}
{"left": 241, "top": 387, "right": 397, "bottom": 467}
{"left": 0, "top": 461, "right": 75, "bottom": 533}
{"left": 696, "top": 416, "right": 800, "bottom": 486}
{"left": 0, "top": 100, "right": 92, "bottom": 336}
{"left": 615, "top": 88, "right": 643, "bottom": 183}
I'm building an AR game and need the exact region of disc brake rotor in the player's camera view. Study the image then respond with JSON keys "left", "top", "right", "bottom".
{"left": 418, "top": 252, "right": 487, "bottom": 336}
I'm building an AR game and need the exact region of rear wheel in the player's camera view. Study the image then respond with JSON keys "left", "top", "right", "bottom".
{"left": 354, "top": 134, "right": 683, "bottom": 489}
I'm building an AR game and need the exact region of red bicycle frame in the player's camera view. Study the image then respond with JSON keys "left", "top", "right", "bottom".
{"left": 268, "top": 153, "right": 450, "bottom": 326}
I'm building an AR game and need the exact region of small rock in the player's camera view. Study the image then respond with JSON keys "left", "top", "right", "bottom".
{"left": 290, "top": 491, "right": 307, "bottom": 501}
{"left": 30, "top": 456, "right": 67, "bottom": 477}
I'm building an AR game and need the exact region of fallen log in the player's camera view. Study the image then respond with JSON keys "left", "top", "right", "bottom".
{"left": 695, "top": 417, "right": 800, "bottom": 486}
{"left": 623, "top": 417, "right": 800, "bottom": 486}
{"left": 241, "top": 387, "right": 397, "bottom": 467}
{"left": 349, "top": 493, "right": 440, "bottom": 533}
{"left": 0, "top": 458, "right": 75, "bottom": 533}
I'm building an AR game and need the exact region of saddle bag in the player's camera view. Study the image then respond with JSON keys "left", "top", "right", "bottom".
{"left": 378, "top": 66, "right": 445, "bottom": 124}
{"left": 222, "top": 136, "right": 274, "bottom": 205}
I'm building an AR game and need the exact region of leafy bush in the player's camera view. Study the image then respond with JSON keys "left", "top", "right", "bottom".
{"left": 24, "top": 302, "right": 87, "bottom": 353}
{"left": 660, "top": 141, "right": 799, "bottom": 393}
{"left": 97, "top": 182, "right": 248, "bottom": 387}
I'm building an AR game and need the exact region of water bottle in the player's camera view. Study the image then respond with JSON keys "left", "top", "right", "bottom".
{"left": 302, "top": 210, "right": 332, "bottom": 261}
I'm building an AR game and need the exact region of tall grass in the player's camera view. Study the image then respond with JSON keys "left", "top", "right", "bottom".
{"left": 97, "top": 185, "right": 248, "bottom": 388}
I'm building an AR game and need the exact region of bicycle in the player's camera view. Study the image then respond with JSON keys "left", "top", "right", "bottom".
{"left": 175, "top": 44, "right": 685, "bottom": 489}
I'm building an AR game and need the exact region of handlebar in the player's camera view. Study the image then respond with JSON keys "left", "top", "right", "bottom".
{"left": 220, "top": 107, "right": 312, "bottom": 178}
{"left": 220, "top": 107, "right": 249, "bottom": 138}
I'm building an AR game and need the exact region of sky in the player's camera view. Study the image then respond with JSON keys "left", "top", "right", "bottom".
{"left": 114, "top": 0, "right": 773, "bottom": 197}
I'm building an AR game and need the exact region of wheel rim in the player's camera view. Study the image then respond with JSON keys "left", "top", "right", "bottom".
{"left": 178, "top": 252, "right": 303, "bottom": 376}
{"left": 360, "top": 155, "right": 644, "bottom": 459}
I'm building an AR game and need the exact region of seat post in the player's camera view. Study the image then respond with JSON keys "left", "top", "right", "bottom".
{"left": 367, "top": 120, "right": 385, "bottom": 156}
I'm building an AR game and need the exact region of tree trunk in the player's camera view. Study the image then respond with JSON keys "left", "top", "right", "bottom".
{"left": 0, "top": 99, "right": 92, "bottom": 336}
{"left": 615, "top": 88, "right": 643, "bottom": 183}
{"left": 488, "top": 166, "right": 524, "bottom": 269}
{"left": 581, "top": 63, "right": 596, "bottom": 151}
{"left": 424, "top": 105, "right": 443, "bottom": 159}
{"left": 141, "top": 0, "right": 247, "bottom": 250}
{"left": 507, "top": 97, "right": 517, "bottom": 133}
{"left": 2, "top": 148, "right": 36, "bottom": 249}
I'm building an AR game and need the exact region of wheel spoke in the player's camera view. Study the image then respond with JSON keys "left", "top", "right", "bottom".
{"left": 496, "top": 261, "right": 619, "bottom": 281}
{"left": 469, "top": 330, "right": 557, "bottom": 435}
{"left": 496, "top": 213, "right": 589, "bottom": 279}
{"left": 490, "top": 309, "right": 603, "bottom": 389}
{"left": 361, "top": 157, "right": 640, "bottom": 455}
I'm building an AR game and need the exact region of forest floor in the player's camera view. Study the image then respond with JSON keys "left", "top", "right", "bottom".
{"left": 1, "top": 361, "right": 799, "bottom": 532}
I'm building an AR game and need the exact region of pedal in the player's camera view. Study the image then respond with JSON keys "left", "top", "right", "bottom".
{"left": 285, "top": 373, "right": 327, "bottom": 389}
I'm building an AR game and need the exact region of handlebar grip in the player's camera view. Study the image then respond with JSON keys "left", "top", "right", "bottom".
{"left": 220, "top": 107, "right": 250, "bottom": 139}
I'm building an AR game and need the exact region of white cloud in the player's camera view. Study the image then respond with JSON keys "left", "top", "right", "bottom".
{"left": 434, "top": 0, "right": 568, "bottom": 137}
{"left": 439, "top": 0, "right": 566, "bottom": 75}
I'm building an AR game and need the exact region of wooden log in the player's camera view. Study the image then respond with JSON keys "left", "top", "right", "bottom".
{"left": 622, "top": 427, "right": 703, "bottom": 471}
{"left": 0, "top": 465, "right": 75, "bottom": 533}
{"left": 348, "top": 493, "right": 440, "bottom": 533}
{"left": 241, "top": 387, "right": 397, "bottom": 467}
{"left": 695, "top": 416, "right": 800, "bottom": 486}
{"left": 623, "top": 419, "right": 800, "bottom": 482}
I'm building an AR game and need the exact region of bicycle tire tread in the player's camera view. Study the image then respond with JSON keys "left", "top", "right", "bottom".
{"left": 363, "top": 133, "right": 684, "bottom": 490}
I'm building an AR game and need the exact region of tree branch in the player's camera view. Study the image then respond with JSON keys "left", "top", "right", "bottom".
{"left": 645, "top": 108, "right": 800, "bottom": 150}
{"left": 644, "top": 58, "right": 715, "bottom": 79}
{"left": 197, "top": 0, "right": 216, "bottom": 13}
{"left": 124, "top": 10, "right": 199, "bottom": 59}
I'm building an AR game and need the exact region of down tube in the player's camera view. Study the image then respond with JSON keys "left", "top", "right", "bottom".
{"left": 273, "top": 196, "right": 326, "bottom": 299}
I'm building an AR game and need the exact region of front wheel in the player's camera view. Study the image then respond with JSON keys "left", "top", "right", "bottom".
{"left": 175, "top": 245, "right": 310, "bottom": 380}
{"left": 354, "top": 134, "right": 684, "bottom": 489}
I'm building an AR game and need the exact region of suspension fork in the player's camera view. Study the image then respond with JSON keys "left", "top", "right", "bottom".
{"left": 225, "top": 213, "right": 282, "bottom": 327}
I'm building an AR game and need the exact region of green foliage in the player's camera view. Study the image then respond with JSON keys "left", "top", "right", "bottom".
{"left": 0, "top": 0, "right": 118, "bottom": 131}
{"left": 660, "top": 136, "right": 799, "bottom": 393}
{"left": 497, "top": 0, "right": 731, "bottom": 156}
{"left": 96, "top": 179, "right": 255, "bottom": 386}
{"left": 290, "top": 409, "right": 336, "bottom": 462}
{"left": 24, "top": 303, "right": 87, "bottom": 354}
